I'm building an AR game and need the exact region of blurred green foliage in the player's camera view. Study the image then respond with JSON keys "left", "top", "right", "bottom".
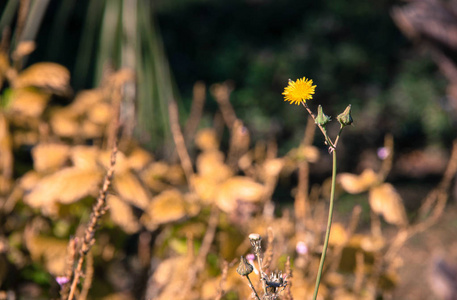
{"left": 0, "top": 0, "right": 452, "bottom": 152}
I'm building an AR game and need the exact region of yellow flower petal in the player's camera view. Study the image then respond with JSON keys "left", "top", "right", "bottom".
{"left": 282, "top": 77, "right": 316, "bottom": 105}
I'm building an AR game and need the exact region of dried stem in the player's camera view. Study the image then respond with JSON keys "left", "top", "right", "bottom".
{"left": 168, "top": 99, "right": 194, "bottom": 183}
{"left": 215, "top": 260, "right": 229, "bottom": 300}
{"left": 284, "top": 256, "right": 293, "bottom": 300}
{"left": 184, "top": 81, "right": 206, "bottom": 144}
{"left": 60, "top": 238, "right": 77, "bottom": 300}
{"left": 211, "top": 82, "right": 237, "bottom": 129}
{"left": 262, "top": 227, "right": 274, "bottom": 273}
{"left": 67, "top": 141, "right": 118, "bottom": 300}
{"left": 244, "top": 274, "right": 261, "bottom": 300}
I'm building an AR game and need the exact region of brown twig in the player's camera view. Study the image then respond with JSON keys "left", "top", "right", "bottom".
{"left": 168, "top": 99, "right": 194, "bottom": 183}
{"left": 67, "top": 141, "right": 118, "bottom": 300}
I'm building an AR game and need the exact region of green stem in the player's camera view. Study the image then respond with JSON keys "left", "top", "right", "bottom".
{"left": 313, "top": 149, "right": 337, "bottom": 300}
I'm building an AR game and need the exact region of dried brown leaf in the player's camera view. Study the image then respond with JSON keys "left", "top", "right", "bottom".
{"left": 14, "top": 62, "right": 70, "bottom": 95}
{"left": 25, "top": 235, "right": 68, "bottom": 275}
{"left": 216, "top": 176, "right": 264, "bottom": 213}
{"left": 31, "top": 143, "right": 70, "bottom": 172}
{"left": 338, "top": 168, "right": 379, "bottom": 194}
{"left": 113, "top": 171, "right": 150, "bottom": 209}
{"left": 24, "top": 167, "right": 104, "bottom": 209}
{"left": 7, "top": 88, "right": 50, "bottom": 117}
{"left": 107, "top": 195, "right": 140, "bottom": 234}
{"left": 141, "top": 189, "right": 188, "bottom": 230}
{"left": 71, "top": 146, "right": 100, "bottom": 170}
{"left": 369, "top": 183, "right": 408, "bottom": 227}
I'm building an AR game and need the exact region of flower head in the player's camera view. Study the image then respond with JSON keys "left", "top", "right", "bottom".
{"left": 283, "top": 77, "right": 316, "bottom": 105}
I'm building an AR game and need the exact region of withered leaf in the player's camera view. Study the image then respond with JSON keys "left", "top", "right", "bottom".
{"left": 369, "top": 183, "right": 408, "bottom": 227}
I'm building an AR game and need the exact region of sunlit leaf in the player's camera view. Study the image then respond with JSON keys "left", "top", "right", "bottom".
{"left": 141, "top": 189, "right": 188, "bottom": 230}
{"left": 195, "top": 128, "right": 219, "bottom": 151}
{"left": 338, "top": 168, "right": 379, "bottom": 194}
{"left": 87, "top": 102, "right": 112, "bottom": 125}
{"left": 70, "top": 89, "right": 105, "bottom": 114}
{"left": 113, "top": 171, "right": 150, "bottom": 209}
{"left": 31, "top": 143, "right": 70, "bottom": 173}
{"left": 49, "top": 108, "right": 79, "bottom": 137}
{"left": 24, "top": 167, "right": 104, "bottom": 209}
{"left": 329, "top": 223, "right": 348, "bottom": 246}
{"left": 14, "top": 62, "right": 70, "bottom": 95}
{"left": 216, "top": 176, "right": 264, "bottom": 213}
{"left": 107, "top": 194, "right": 140, "bottom": 234}
{"left": 6, "top": 88, "right": 50, "bottom": 117}
{"left": 126, "top": 147, "right": 153, "bottom": 171}
{"left": 196, "top": 150, "right": 233, "bottom": 182}
{"left": 70, "top": 146, "right": 100, "bottom": 170}
{"left": 25, "top": 235, "right": 68, "bottom": 275}
{"left": 369, "top": 183, "right": 408, "bottom": 226}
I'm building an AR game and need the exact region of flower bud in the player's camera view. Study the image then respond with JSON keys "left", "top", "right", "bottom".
{"left": 337, "top": 105, "right": 353, "bottom": 126}
{"left": 315, "top": 105, "right": 331, "bottom": 127}
{"left": 236, "top": 256, "right": 254, "bottom": 276}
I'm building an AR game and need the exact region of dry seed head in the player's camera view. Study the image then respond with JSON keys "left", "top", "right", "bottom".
{"left": 249, "top": 233, "right": 262, "bottom": 251}
{"left": 237, "top": 256, "right": 254, "bottom": 276}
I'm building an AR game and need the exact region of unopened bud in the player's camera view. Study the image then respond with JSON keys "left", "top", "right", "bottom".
{"left": 236, "top": 256, "right": 254, "bottom": 276}
{"left": 337, "top": 104, "right": 353, "bottom": 126}
{"left": 315, "top": 105, "right": 331, "bottom": 127}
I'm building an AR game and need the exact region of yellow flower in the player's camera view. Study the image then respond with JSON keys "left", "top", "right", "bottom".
{"left": 282, "top": 77, "right": 316, "bottom": 105}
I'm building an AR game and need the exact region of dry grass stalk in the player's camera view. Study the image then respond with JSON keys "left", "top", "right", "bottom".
{"left": 184, "top": 81, "right": 206, "bottom": 144}
{"left": 210, "top": 82, "right": 237, "bottom": 129}
{"left": 60, "top": 237, "right": 77, "bottom": 300}
{"left": 227, "top": 119, "right": 249, "bottom": 170}
{"left": 79, "top": 251, "right": 94, "bottom": 300}
{"left": 353, "top": 251, "right": 365, "bottom": 293}
{"left": 215, "top": 260, "right": 229, "bottom": 300}
{"left": 284, "top": 256, "right": 293, "bottom": 300}
{"left": 262, "top": 227, "right": 274, "bottom": 272}
{"left": 168, "top": 100, "right": 194, "bottom": 183}
{"left": 67, "top": 141, "right": 118, "bottom": 300}
{"left": 138, "top": 232, "right": 152, "bottom": 268}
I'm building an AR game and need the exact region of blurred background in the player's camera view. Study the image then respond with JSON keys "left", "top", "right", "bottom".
{"left": 0, "top": 0, "right": 457, "bottom": 299}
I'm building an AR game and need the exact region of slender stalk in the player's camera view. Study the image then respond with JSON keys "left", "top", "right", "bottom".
{"left": 245, "top": 275, "right": 261, "bottom": 300}
{"left": 313, "top": 149, "right": 337, "bottom": 300}
{"left": 301, "top": 102, "right": 335, "bottom": 148}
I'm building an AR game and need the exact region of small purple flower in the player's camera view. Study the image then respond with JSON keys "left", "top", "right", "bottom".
{"left": 377, "top": 147, "right": 390, "bottom": 160}
{"left": 56, "top": 276, "right": 70, "bottom": 286}
{"left": 246, "top": 253, "right": 259, "bottom": 275}
{"left": 296, "top": 241, "right": 308, "bottom": 255}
